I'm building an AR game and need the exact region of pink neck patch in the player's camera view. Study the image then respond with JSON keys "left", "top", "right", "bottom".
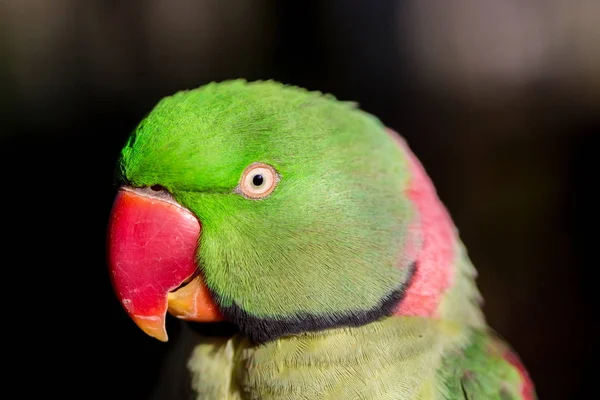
{"left": 386, "top": 129, "right": 456, "bottom": 317}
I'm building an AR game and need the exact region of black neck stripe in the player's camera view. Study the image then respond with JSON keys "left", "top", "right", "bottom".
{"left": 220, "top": 262, "right": 416, "bottom": 344}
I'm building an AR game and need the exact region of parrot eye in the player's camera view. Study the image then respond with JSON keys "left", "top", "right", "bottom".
{"left": 237, "top": 162, "right": 279, "bottom": 199}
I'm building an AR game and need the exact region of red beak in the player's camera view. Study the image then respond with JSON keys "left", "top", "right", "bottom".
{"left": 107, "top": 187, "right": 224, "bottom": 342}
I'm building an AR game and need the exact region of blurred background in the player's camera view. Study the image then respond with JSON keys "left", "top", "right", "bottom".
{"left": 2, "top": 1, "right": 598, "bottom": 398}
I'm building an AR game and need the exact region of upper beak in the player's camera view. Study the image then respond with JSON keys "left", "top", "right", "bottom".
{"left": 107, "top": 186, "right": 224, "bottom": 342}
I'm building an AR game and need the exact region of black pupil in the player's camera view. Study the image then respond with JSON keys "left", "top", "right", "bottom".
{"left": 252, "top": 174, "right": 264, "bottom": 186}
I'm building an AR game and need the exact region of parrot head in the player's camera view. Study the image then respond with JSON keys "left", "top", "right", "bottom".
{"left": 107, "top": 80, "right": 420, "bottom": 343}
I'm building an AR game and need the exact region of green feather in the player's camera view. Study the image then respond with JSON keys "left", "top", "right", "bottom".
{"left": 171, "top": 316, "right": 532, "bottom": 400}
{"left": 439, "top": 241, "right": 486, "bottom": 328}
{"left": 117, "top": 80, "right": 535, "bottom": 399}
{"left": 186, "top": 316, "right": 469, "bottom": 399}
{"left": 120, "top": 80, "right": 415, "bottom": 318}
{"left": 155, "top": 317, "right": 531, "bottom": 400}
{"left": 438, "top": 330, "right": 534, "bottom": 400}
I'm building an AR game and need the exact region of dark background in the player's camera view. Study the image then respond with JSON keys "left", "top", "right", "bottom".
{"left": 2, "top": 1, "right": 598, "bottom": 398}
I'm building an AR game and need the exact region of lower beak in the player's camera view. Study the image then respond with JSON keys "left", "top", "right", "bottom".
{"left": 107, "top": 187, "right": 224, "bottom": 342}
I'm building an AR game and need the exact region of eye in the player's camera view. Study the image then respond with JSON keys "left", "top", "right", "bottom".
{"left": 238, "top": 162, "right": 279, "bottom": 199}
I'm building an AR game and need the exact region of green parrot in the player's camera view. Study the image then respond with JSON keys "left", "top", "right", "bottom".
{"left": 107, "top": 80, "right": 536, "bottom": 399}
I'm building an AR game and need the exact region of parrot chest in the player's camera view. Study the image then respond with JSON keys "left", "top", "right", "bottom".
{"left": 186, "top": 317, "right": 467, "bottom": 400}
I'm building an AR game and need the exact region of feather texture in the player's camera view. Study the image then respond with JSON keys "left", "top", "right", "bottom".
{"left": 115, "top": 80, "right": 536, "bottom": 399}
{"left": 181, "top": 316, "right": 533, "bottom": 400}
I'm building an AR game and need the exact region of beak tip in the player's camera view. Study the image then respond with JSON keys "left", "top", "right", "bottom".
{"left": 131, "top": 315, "right": 169, "bottom": 342}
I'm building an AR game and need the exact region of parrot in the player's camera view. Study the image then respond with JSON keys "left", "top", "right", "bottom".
{"left": 106, "top": 79, "right": 536, "bottom": 399}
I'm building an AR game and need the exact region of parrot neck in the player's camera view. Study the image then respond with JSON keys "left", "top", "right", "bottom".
{"left": 186, "top": 316, "right": 470, "bottom": 400}
{"left": 390, "top": 132, "right": 485, "bottom": 328}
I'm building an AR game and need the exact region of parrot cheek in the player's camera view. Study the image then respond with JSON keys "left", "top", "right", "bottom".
{"left": 107, "top": 187, "right": 224, "bottom": 342}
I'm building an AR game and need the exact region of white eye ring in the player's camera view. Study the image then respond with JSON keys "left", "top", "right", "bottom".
{"left": 237, "top": 162, "right": 279, "bottom": 199}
